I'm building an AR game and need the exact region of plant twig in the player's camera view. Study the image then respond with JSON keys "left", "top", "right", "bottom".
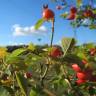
{"left": 50, "top": 19, "right": 55, "bottom": 47}
{"left": 40, "top": 64, "right": 49, "bottom": 87}
{"left": 43, "top": 88, "right": 56, "bottom": 96}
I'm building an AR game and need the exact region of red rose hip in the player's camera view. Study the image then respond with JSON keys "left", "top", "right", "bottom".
{"left": 24, "top": 72, "right": 32, "bottom": 79}
{"left": 67, "top": 13, "right": 76, "bottom": 20}
{"left": 72, "top": 64, "right": 81, "bottom": 72}
{"left": 77, "top": 72, "right": 86, "bottom": 79}
{"left": 76, "top": 79, "right": 86, "bottom": 85}
{"left": 49, "top": 47, "right": 63, "bottom": 58}
{"left": 56, "top": 5, "right": 62, "bottom": 10}
{"left": 70, "top": 6, "right": 77, "bottom": 14}
{"left": 42, "top": 7, "right": 55, "bottom": 20}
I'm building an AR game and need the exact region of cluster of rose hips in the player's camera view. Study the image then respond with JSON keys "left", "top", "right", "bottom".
{"left": 67, "top": 6, "right": 96, "bottom": 20}
{"left": 72, "top": 59, "right": 96, "bottom": 85}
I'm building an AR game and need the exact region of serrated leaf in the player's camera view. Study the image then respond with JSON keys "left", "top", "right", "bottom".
{"left": 15, "top": 72, "right": 28, "bottom": 96}
{"left": 61, "top": 37, "right": 76, "bottom": 56}
{"left": 35, "top": 18, "right": 45, "bottom": 30}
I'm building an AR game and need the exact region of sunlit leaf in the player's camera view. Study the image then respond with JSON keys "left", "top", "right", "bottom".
{"left": 89, "top": 24, "right": 96, "bottom": 29}
{"left": 61, "top": 37, "right": 76, "bottom": 56}
{"left": 28, "top": 43, "right": 36, "bottom": 51}
{"left": 60, "top": 12, "right": 68, "bottom": 19}
{"left": 10, "top": 48, "right": 26, "bottom": 57}
{"left": 35, "top": 18, "right": 45, "bottom": 30}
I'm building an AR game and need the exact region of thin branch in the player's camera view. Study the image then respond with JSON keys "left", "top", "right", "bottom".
{"left": 40, "top": 64, "right": 49, "bottom": 87}
{"left": 50, "top": 19, "right": 55, "bottom": 47}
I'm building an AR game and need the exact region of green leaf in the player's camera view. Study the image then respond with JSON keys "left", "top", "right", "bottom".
{"left": 89, "top": 88, "right": 96, "bottom": 95}
{"left": 89, "top": 24, "right": 96, "bottom": 29}
{"left": 15, "top": 72, "right": 28, "bottom": 96}
{"left": 77, "top": 52, "right": 86, "bottom": 59}
{"left": 5, "top": 56, "right": 27, "bottom": 70}
{"left": 60, "top": 12, "right": 68, "bottom": 19}
{"left": 63, "top": 54, "right": 82, "bottom": 67}
{"left": 35, "top": 18, "right": 45, "bottom": 30}
{"left": 0, "top": 86, "right": 10, "bottom": 96}
{"left": 5, "top": 48, "right": 26, "bottom": 63}
{"left": 83, "top": 43, "right": 95, "bottom": 49}
{"left": 9, "top": 48, "right": 26, "bottom": 57}
{"left": 28, "top": 43, "right": 36, "bottom": 51}
{"left": 30, "top": 89, "right": 37, "bottom": 96}
{"left": 61, "top": 37, "right": 76, "bottom": 56}
{"left": 76, "top": 0, "right": 82, "bottom": 7}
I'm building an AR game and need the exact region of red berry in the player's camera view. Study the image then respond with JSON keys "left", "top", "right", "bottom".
{"left": 76, "top": 79, "right": 86, "bottom": 85}
{"left": 90, "top": 48, "right": 96, "bottom": 56}
{"left": 24, "top": 72, "right": 32, "bottom": 79}
{"left": 90, "top": 48, "right": 96, "bottom": 52}
{"left": 82, "top": 59, "right": 88, "bottom": 65}
{"left": 67, "top": 13, "right": 76, "bottom": 20}
{"left": 56, "top": 5, "right": 62, "bottom": 10}
{"left": 42, "top": 8, "right": 55, "bottom": 20}
{"left": 72, "top": 64, "right": 81, "bottom": 72}
{"left": 70, "top": 6, "right": 77, "bottom": 14}
{"left": 77, "top": 72, "right": 86, "bottom": 79}
{"left": 49, "top": 47, "right": 63, "bottom": 58}
{"left": 83, "top": 10, "right": 93, "bottom": 18}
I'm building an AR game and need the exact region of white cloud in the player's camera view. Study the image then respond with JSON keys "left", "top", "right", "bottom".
{"left": 8, "top": 41, "right": 25, "bottom": 45}
{"left": 12, "top": 24, "right": 48, "bottom": 36}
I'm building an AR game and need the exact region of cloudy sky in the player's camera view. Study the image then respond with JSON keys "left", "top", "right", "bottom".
{"left": 0, "top": 0, "right": 96, "bottom": 46}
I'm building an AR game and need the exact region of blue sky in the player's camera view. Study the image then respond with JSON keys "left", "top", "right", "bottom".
{"left": 0, "top": 0, "right": 96, "bottom": 46}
